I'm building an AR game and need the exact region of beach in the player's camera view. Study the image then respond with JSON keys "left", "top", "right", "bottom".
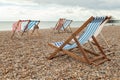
{"left": 0, "top": 26, "right": 120, "bottom": 79}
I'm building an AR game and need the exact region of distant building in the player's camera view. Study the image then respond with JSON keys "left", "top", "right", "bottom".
{"left": 107, "top": 17, "right": 120, "bottom": 26}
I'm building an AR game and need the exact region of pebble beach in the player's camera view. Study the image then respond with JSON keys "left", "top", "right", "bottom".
{"left": 0, "top": 26, "right": 120, "bottom": 80}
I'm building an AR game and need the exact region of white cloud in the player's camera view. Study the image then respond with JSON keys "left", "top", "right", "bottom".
{"left": 0, "top": 0, "right": 120, "bottom": 21}
{"left": 0, "top": 0, "right": 37, "bottom": 6}
{"left": 32, "top": 0, "right": 120, "bottom": 10}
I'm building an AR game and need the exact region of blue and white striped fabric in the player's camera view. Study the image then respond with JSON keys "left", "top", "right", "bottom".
{"left": 61, "top": 20, "right": 72, "bottom": 30}
{"left": 52, "top": 17, "right": 106, "bottom": 50}
{"left": 27, "top": 21, "right": 39, "bottom": 30}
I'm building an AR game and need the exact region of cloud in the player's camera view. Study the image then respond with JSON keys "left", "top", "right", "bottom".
{"left": 32, "top": 0, "right": 120, "bottom": 10}
{"left": 1, "top": 0, "right": 120, "bottom": 10}
{"left": 0, "top": 0, "right": 120, "bottom": 21}
{"left": 0, "top": 0, "right": 38, "bottom": 7}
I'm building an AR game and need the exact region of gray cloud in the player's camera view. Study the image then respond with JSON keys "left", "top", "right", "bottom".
{"left": 31, "top": 0, "right": 120, "bottom": 10}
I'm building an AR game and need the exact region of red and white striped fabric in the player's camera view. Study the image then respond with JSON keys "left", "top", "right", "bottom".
{"left": 53, "top": 18, "right": 65, "bottom": 30}
{"left": 12, "top": 20, "right": 21, "bottom": 32}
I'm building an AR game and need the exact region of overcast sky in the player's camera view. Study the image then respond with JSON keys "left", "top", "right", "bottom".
{"left": 0, "top": 0, "right": 120, "bottom": 21}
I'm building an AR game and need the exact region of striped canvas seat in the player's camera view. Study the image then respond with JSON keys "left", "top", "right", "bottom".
{"left": 27, "top": 21, "right": 40, "bottom": 30}
{"left": 23, "top": 21, "right": 40, "bottom": 31}
{"left": 61, "top": 19, "right": 72, "bottom": 30}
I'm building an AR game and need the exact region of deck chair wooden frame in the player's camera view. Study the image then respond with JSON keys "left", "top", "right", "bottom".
{"left": 48, "top": 16, "right": 111, "bottom": 66}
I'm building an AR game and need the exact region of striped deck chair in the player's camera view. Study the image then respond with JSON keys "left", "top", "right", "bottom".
{"left": 60, "top": 19, "right": 72, "bottom": 33}
{"left": 48, "top": 16, "right": 111, "bottom": 66}
{"left": 11, "top": 20, "right": 30, "bottom": 39}
{"left": 21, "top": 20, "right": 40, "bottom": 36}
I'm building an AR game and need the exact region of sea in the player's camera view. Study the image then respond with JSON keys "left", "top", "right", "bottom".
{"left": 0, "top": 21, "right": 119, "bottom": 31}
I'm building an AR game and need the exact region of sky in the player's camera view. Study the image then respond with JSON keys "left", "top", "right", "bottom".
{"left": 0, "top": 0, "right": 120, "bottom": 21}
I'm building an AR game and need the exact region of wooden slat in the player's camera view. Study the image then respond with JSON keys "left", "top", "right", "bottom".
{"left": 92, "top": 36, "right": 107, "bottom": 58}
{"left": 90, "top": 55, "right": 104, "bottom": 62}
{"left": 84, "top": 49, "right": 99, "bottom": 56}
{"left": 92, "top": 58, "right": 108, "bottom": 66}
{"left": 63, "top": 50, "right": 87, "bottom": 63}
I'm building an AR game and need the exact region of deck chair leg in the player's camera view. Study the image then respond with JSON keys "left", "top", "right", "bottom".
{"left": 64, "top": 27, "right": 68, "bottom": 33}
{"left": 31, "top": 25, "right": 37, "bottom": 35}
{"left": 88, "top": 40, "right": 97, "bottom": 53}
{"left": 91, "top": 36, "right": 110, "bottom": 65}
{"left": 73, "top": 35, "right": 91, "bottom": 64}
{"left": 11, "top": 30, "right": 16, "bottom": 39}
{"left": 16, "top": 31, "right": 21, "bottom": 38}
{"left": 36, "top": 29, "right": 40, "bottom": 37}
{"left": 92, "top": 36, "right": 107, "bottom": 58}
{"left": 11, "top": 26, "right": 18, "bottom": 39}
{"left": 48, "top": 52, "right": 58, "bottom": 60}
{"left": 21, "top": 31, "right": 25, "bottom": 36}
{"left": 63, "top": 27, "right": 65, "bottom": 32}
{"left": 58, "top": 30, "right": 60, "bottom": 33}
{"left": 31, "top": 28, "right": 35, "bottom": 35}
{"left": 34, "top": 28, "right": 40, "bottom": 36}
{"left": 27, "top": 31, "right": 29, "bottom": 36}
{"left": 69, "top": 26, "right": 72, "bottom": 33}
{"left": 47, "top": 48, "right": 61, "bottom": 60}
{"left": 67, "top": 26, "right": 72, "bottom": 33}
{"left": 100, "top": 33, "right": 110, "bottom": 49}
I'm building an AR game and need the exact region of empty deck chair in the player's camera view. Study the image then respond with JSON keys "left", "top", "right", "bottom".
{"left": 60, "top": 19, "right": 72, "bottom": 33}
{"left": 53, "top": 18, "right": 72, "bottom": 33}
{"left": 48, "top": 16, "right": 111, "bottom": 66}
{"left": 11, "top": 20, "right": 30, "bottom": 38}
{"left": 22, "top": 20, "right": 40, "bottom": 36}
